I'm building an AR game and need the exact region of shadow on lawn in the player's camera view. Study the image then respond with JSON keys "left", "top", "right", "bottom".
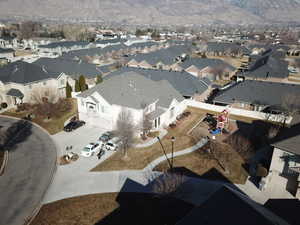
{"left": 0, "top": 119, "right": 32, "bottom": 152}
{"left": 95, "top": 178, "right": 194, "bottom": 225}
{"left": 95, "top": 169, "right": 247, "bottom": 225}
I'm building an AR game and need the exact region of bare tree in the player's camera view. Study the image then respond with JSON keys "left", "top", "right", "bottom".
{"left": 152, "top": 172, "right": 187, "bottom": 198}
{"left": 281, "top": 93, "right": 300, "bottom": 126}
{"left": 225, "top": 134, "right": 254, "bottom": 160}
{"left": 268, "top": 125, "right": 281, "bottom": 139}
{"left": 18, "top": 21, "right": 40, "bottom": 39}
{"left": 140, "top": 103, "right": 153, "bottom": 137}
{"left": 31, "top": 87, "right": 59, "bottom": 105}
{"left": 115, "top": 108, "right": 135, "bottom": 157}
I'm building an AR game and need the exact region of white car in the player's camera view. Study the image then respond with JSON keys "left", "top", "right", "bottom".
{"left": 81, "top": 142, "right": 101, "bottom": 157}
{"left": 104, "top": 137, "right": 122, "bottom": 151}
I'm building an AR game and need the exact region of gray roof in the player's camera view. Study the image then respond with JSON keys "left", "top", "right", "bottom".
{"left": 105, "top": 67, "right": 209, "bottom": 97}
{"left": 176, "top": 186, "right": 290, "bottom": 225}
{"left": 78, "top": 71, "right": 184, "bottom": 109}
{"left": 0, "top": 48, "right": 14, "bottom": 53}
{"left": 60, "top": 44, "right": 127, "bottom": 61}
{"left": 127, "top": 45, "right": 191, "bottom": 65}
{"left": 180, "top": 58, "right": 235, "bottom": 71}
{"left": 6, "top": 88, "right": 24, "bottom": 98}
{"left": 245, "top": 52, "right": 289, "bottom": 79}
{"left": 95, "top": 38, "right": 122, "bottom": 45}
{"left": 38, "top": 41, "right": 90, "bottom": 49}
{"left": 213, "top": 80, "right": 300, "bottom": 106}
{"left": 206, "top": 42, "right": 250, "bottom": 55}
{"left": 33, "top": 57, "right": 101, "bottom": 78}
{"left": 0, "top": 61, "right": 61, "bottom": 84}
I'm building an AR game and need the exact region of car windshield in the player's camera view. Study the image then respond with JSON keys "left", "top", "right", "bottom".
{"left": 83, "top": 147, "right": 91, "bottom": 152}
{"left": 106, "top": 143, "right": 114, "bottom": 147}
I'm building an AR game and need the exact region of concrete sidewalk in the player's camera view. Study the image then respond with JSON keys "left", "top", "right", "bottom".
{"left": 134, "top": 129, "right": 168, "bottom": 148}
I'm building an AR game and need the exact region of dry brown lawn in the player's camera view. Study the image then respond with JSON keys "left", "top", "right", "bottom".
{"left": 154, "top": 142, "right": 248, "bottom": 184}
{"left": 1, "top": 98, "right": 78, "bottom": 135}
{"left": 31, "top": 193, "right": 119, "bottom": 225}
{"left": 15, "top": 50, "right": 34, "bottom": 57}
{"left": 206, "top": 55, "right": 243, "bottom": 68}
{"left": 91, "top": 107, "right": 205, "bottom": 171}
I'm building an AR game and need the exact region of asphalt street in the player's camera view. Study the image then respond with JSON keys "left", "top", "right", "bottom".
{"left": 0, "top": 117, "right": 57, "bottom": 225}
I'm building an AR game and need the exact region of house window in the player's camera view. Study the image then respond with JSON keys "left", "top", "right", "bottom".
{"left": 60, "top": 79, "right": 65, "bottom": 85}
{"left": 43, "top": 81, "right": 47, "bottom": 85}
{"left": 81, "top": 99, "right": 84, "bottom": 106}
{"left": 29, "top": 85, "right": 32, "bottom": 89}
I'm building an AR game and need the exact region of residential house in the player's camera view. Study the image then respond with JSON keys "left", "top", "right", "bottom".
{"left": 0, "top": 36, "right": 18, "bottom": 48}
{"left": 38, "top": 41, "right": 94, "bottom": 55}
{"left": 33, "top": 57, "right": 103, "bottom": 87}
{"left": 106, "top": 67, "right": 211, "bottom": 100}
{"left": 0, "top": 61, "right": 69, "bottom": 106}
{"left": 263, "top": 118, "right": 300, "bottom": 199}
{"left": 176, "top": 186, "right": 290, "bottom": 225}
{"left": 179, "top": 58, "right": 235, "bottom": 80}
{"left": 242, "top": 50, "right": 289, "bottom": 82}
{"left": 203, "top": 42, "right": 250, "bottom": 57}
{"left": 213, "top": 80, "right": 300, "bottom": 111}
{"left": 76, "top": 72, "right": 186, "bottom": 130}
{"left": 0, "top": 48, "right": 15, "bottom": 60}
{"left": 126, "top": 45, "right": 191, "bottom": 70}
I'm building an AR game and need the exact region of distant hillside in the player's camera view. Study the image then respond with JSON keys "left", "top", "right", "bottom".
{"left": 0, "top": 0, "right": 299, "bottom": 25}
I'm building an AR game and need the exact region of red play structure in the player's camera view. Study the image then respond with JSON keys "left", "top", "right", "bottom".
{"left": 217, "top": 109, "right": 229, "bottom": 130}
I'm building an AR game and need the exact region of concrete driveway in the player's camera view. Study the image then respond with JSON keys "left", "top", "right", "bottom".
{"left": 0, "top": 117, "right": 57, "bottom": 225}
{"left": 51, "top": 124, "right": 113, "bottom": 171}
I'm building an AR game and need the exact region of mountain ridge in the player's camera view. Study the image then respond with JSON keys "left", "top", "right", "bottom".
{"left": 0, "top": 0, "right": 299, "bottom": 25}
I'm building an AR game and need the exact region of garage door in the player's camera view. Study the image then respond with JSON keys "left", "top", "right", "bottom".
{"left": 79, "top": 112, "right": 113, "bottom": 130}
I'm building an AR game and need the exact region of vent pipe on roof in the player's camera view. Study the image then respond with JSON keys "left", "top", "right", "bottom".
{"left": 12, "top": 65, "right": 18, "bottom": 73}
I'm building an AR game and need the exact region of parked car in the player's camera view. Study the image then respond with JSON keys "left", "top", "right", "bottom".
{"left": 104, "top": 137, "right": 122, "bottom": 151}
{"left": 98, "top": 131, "right": 113, "bottom": 147}
{"left": 64, "top": 120, "right": 85, "bottom": 132}
{"left": 81, "top": 142, "right": 101, "bottom": 157}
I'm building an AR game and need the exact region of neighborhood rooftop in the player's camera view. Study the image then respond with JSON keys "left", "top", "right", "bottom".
{"left": 213, "top": 80, "right": 300, "bottom": 106}
{"left": 0, "top": 61, "right": 60, "bottom": 84}
{"left": 33, "top": 57, "right": 101, "bottom": 78}
{"left": 179, "top": 58, "right": 235, "bottom": 71}
{"left": 105, "top": 67, "right": 210, "bottom": 97}
{"left": 78, "top": 71, "right": 184, "bottom": 109}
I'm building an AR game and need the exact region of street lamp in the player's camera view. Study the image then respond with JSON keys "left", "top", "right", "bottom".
{"left": 171, "top": 136, "right": 176, "bottom": 170}
{"left": 157, "top": 136, "right": 172, "bottom": 170}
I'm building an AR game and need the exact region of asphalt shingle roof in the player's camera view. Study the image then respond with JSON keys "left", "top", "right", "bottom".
{"left": 38, "top": 41, "right": 90, "bottom": 49}
{"left": 180, "top": 58, "right": 235, "bottom": 71}
{"left": 0, "top": 61, "right": 60, "bottom": 84}
{"left": 127, "top": 45, "right": 191, "bottom": 65}
{"left": 33, "top": 57, "right": 101, "bottom": 78}
{"left": 0, "top": 48, "right": 14, "bottom": 53}
{"left": 206, "top": 42, "right": 250, "bottom": 55}
{"left": 78, "top": 71, "right": 184, "bottom": 109}
{"left": 176, "top": 187, "right": 290, "bottom": 225}
{"left": 213, "top": 80, "right": 300, "bottom": 106}
{"left": 105, "top": 67, "right": 209, "bottom": 97}
{"left": 245, "top": 53, "right": 289, "bottom": 79}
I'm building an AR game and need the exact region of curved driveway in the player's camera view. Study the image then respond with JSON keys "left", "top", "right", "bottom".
{"left": 0, "top": 117, "right": 57, "bottom": 225}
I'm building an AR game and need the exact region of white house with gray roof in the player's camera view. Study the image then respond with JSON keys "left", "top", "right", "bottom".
{"left": 76, "top": 72, "right": 186, "bottom": 130}
{"left": 0, "top": 61, "right": 71, "bottom": 106}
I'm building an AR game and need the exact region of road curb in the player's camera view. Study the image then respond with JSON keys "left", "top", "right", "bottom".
{"left": 0, "top": 151, "right": 8, "bottom": 176}
{"left": 0, "top": 115, "right": 58, "bottom": 225}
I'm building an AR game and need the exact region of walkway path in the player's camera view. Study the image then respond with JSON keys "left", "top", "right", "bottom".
{"left": 0, "top": 117, "right": 57, "bottom": 225}
{"left": 43, "top": 137, "right": 207, "bottom": 203}
{"left": 134, "top": 129, "right": 168, "bottom": 148}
